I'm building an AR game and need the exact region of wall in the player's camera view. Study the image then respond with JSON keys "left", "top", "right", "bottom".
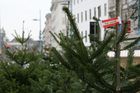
{"left": 43, "top": 13, "right": 52, "bottom": 49}
{"left": 50, "top": 0, "right": 68, "bottom": 49}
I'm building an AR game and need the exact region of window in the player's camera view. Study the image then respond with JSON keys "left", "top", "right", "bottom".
{"left": 98, "top": 6, "right": 101, "bottom": 18}
{"left": 81, "top": 12, "right": 83, "bottom": 22}
{"left": 85, "top": 30, "right": 87, "bottom": 42}
{"left": 85, "top": 10, "right": 87, "bottom": 21}
{"left": 77, "top": 13, "right": 79, "bottom": 23}
{"left": 94, "top": 7, "right": 96, "bottom": 17}
{"left": 104, "top": 3, "right": 107, "bottom": 16}
{"left": 89, "top": 9, "right": 92, "bottom": 20}
{"left": 90, "top": 22, "right": 98, "bottom": 35}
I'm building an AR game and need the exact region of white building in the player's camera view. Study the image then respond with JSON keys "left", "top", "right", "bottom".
{"left": 6, "top": 38, "right": 39, "bottom": 50}
{"left": 50, "top": 0, "right": 69, "bottom": 49}
{"left": 71, "top": 0, "right": 109, "bottom": 46}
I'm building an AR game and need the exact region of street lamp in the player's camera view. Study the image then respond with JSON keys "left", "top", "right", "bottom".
{"left": 138, "top": 0, "right": 140, "bottom": 34}
{"left": 33, "top": 10, "right": 42, "bottom": 52}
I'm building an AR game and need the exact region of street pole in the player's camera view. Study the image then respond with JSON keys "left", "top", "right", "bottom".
{"left": 33, "top": 10, "right": 42, "bottom": 52}
{"left": 138, "top": 0, "right": 140, "bottom": 33}
{"left": 39, "top": 10, "right": 42, "bottom": 52}
{"left": 22, "top": 20, "right": 25, "bottom": 40}
{"left": 0, "top": 16, "right": 1, "bottom": 54}
{"left": 0, "top": 16, "right": 1, "bottom": 29}
{"left": 67, "top": 0, "right": 70, "bottom": 37}
{"left": 115, "top": 0, "right": 121, "bottom": 92}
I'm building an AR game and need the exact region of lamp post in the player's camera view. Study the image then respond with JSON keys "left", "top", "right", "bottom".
{"left": 22, "top": 20, "right": 25, "bottom": 39}
{"left": 33, "top": 10, "right": 42, "bottom": 52}
{"left": 138, "top": 0, "right": 140, "bottom": 33}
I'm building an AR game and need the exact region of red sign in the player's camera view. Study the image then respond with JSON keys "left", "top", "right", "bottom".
{"left": 102, "top": 17, "right": 121, "bottom": 28}
{"left": 122, "top": 20, "right": 131, "bottom": 33}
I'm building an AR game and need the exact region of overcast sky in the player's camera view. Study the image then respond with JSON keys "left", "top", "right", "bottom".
{"left": 0, "top": 0, "right": 51, "bottom": 40}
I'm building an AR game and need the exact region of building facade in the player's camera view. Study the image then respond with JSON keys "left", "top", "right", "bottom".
{"left": 50, "top": 0, "right": 69, "bottom": 49}
{"left": 71, "top": 0, "right": 109, "bottom": 46}
{"left": 43, "top": 13, "right": 52, "bottom": 50}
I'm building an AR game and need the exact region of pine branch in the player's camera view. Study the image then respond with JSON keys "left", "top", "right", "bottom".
{"left": 50, "top": 31, "right": 61, "bottom": 45}
{"left": 90, "top": 33, "right": 114, "bottom": 60}
{"left": 122, "top": 79, "right": 140, "bottom": 93}
{"left": 0, "top": 62, "right": 12, "bottom": 81}
{"left": 75, "top": 68, "right": 111, "bottom": 93}
{"left": 123, "top": 37, "right": 140, "bottom": 41}
{"left": 51, "top": 48, "right": 72, "bottom": 70}
{"left": 116, "top": 22, "right": 128, "bottom": 44}
{"left": 63, "top": 7, "right": 81, "bottom": 40}
{"left": 126, "top": 48, "right": 134, "bottom": 68}
{"left": 123, "top": 37, "right": 140, "bottom": 50}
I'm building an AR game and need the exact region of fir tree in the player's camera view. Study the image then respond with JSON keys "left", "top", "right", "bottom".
{"left": 0, "top": 32, "right": 43, "bottom": 93}
{"left": 51, "top": 7, "right": 140, "bottom": 93}
{"left": 0, "top": 31, "right": 85, "bottom": 93}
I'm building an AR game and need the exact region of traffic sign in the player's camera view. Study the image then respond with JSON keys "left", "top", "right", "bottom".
{"left": 102, "top": 17, "right": 121, "bottom": 28}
